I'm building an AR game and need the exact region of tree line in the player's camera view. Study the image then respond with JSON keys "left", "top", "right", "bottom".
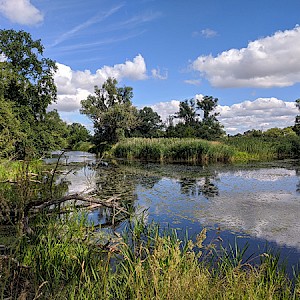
{"left": 0, "top": 29, "right": 299, "bottom": 159}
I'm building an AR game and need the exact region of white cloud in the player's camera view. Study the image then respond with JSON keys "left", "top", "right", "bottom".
{"left": 184, "top": 79, "right": 201, "bottom": 86}
{"left": 0, "top": 0, "right": 43, "bottom": 25}
{"left": 150, "top": 97, "right": 298, "bottom": 134}
{"left": 150, "top": 100, "right": 180, "bottom": 122}
{"left": 192, "top": 28, "right": 217, "bottom": 38}
{"left": 151, "top": 67, "right": 168, "bottom": 80}
{"left": 50, "top": 55, "right": 148, "bottom": 112}
{"left": 192, "top": 26, "right": 300, "bottom": 88}
{"left": 217, "top": 97, "right": 298, "bottom": 134}
{"left": 52, "top": 5, "right": 124, "bottom": 46}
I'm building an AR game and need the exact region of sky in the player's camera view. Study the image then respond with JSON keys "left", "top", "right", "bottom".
{"left": 1, "top": 0, "right": 300, "bottom": 134}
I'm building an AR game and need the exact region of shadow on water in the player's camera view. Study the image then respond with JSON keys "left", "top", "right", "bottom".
{"left": 43, "top": 152, "right": 300, "bottom": 274}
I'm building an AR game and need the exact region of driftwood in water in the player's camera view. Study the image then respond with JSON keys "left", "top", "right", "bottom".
{"left": 25, "top": 193, "right": 128, "bottom": 214}
{"left": 21, "top": 192, "right": 130, "bottom": 235}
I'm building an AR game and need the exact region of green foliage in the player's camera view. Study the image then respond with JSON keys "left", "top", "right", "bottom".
{"left": 132, "top": 107, "right": 163, "bottom": 138}
{"left": 0, "top": 29, "right": 57, "bottom": 120}
{"left": 0, "top": 29, "right": 63, "bottom": 158}
{"left": 0, "top": 159, "right": 68, "bottom": 226}
{"left": 294, "top": 99, "right": 300, "bottom": 136}
{"left": 81, "top": 78, "right": 139, "bottom": 146}
{"left": 167, "top": 95, "right": 225, "bottom": 140}
{"left": 72, "top": 141, "right": 94, "bottom": 152}
{"left": 0, "top": 97, "right": 24, "bottom": 158}
{"left": 67, "top": 123, "right": 91, "bottom": 149}
{"left": 175, "top": 98, "right": 198, "bottom": 125}
{"left": 225, "top": 134, "right": 300, "bottom": 161}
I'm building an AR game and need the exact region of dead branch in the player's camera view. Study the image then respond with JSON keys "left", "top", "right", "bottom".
{"left": 26, "top": 193, "right": 125, "bottom": 214}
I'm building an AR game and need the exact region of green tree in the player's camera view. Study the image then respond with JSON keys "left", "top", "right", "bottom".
{"left": 0, "top": 30, "right": 58, "bottom": 158}
{"left": 196, "top": 96, "right": 218, "bottom": 120}
{"left": 294, "top": 99, "right": 300, "bottom": 136}
{"left": 0, "top": 29, "right": 57, "bottom": 120}
{"left": 67, "top": 123, "right": 91, "bottom": 149}
{"left": 175, "top": 99, "right": 198, "bottom": 125}
{"left": 0, "top": 97, "right": 23, "bottom": 158}
{"left": 168, "top": 95, "right": 224, "bottom": 140}
{"left": 196, "top": 96, "right": 224, "bottom": 140}
{"left": 80, "top": 78, "right": 138, "bottom": 146}
{"left": 133, "top": 107, "right": 163, "bottom": 137}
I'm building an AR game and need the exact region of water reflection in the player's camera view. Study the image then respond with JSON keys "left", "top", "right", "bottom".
{"left": 179, "top": 176, "right": 219, "bottom": 197}
{"left": 50, "top": 152, "right": 300, "bottom": 255}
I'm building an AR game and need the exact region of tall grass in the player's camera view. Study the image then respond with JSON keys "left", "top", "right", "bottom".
{"left": 225, "top": 135, "right": 300, "bottom": 162}
{"left": 111, "top": 138, "right": 236, "bottom": 164}
{"left": 1, "top": 213, "right": 300, "bottom": 299}
{"left": 110, "top": 136, "right": 300, "bottom": 164}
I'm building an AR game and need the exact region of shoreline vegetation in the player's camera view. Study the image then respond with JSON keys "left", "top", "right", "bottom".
{"left": 1, "top": 212, "right": 300, "bottom": 299}
{"left": 109, "top": 135, "right": 300, "bottom": 164}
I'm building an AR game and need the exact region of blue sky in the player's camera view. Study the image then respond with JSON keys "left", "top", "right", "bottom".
{"left": 1, "top": 0, "right": 300, "bottom": 134}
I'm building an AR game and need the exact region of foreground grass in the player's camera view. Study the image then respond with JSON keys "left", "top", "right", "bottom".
{"left": 1, "top": 213, "right": 300, "bottom": 299}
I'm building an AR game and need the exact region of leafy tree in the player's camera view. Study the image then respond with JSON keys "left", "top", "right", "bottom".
{"left": 264, "top": 127, "right": 296, "bottom": 138}
{"left": 0, "top": 29, "right": 57, "bottom": 120}
{"left": 294, "top": 99, "right": 300, "bottom": 136}
{"left": 175, "top": 99, "right": 198, "bottom": 125}
{"left": 0, "top": 30, "right": 58, "bottom": 158}
{"left": 196, "top": 96, "right": 219, "bottom": 120}
{"left": 167, "top": 95, "right": 224, "bottom": 140}
{"left": 133, "top": 107, "right": 163, "bottom": 137}
{"left": 67, "top": 123, "right": 91, "bottom": 149}
{"left": 196, "top": 96, "right": 225, "bottom": 140}
{"left": 15, "top": 110, "right": 69, "bottom": 157}
{"left": 0, "top": 97, "right": 23, "bottom": 158}
{"left": 80, "top": 78, "right": 139, "bottom": 146}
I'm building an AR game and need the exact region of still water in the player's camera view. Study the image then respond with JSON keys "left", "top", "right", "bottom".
{"left": 50, "top": 151, "right": 300, "bottom": 267}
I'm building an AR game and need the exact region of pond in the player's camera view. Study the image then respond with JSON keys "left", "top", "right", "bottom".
{"left": 50, "top": 151, "right": 300, "bottom": 269}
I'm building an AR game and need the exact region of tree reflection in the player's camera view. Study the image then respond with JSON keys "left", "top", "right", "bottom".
{"left": 178, "top": 175, "right": 219, "bottom": 198}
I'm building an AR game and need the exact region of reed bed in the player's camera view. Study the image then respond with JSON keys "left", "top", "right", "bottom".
{"left": 225, "top": 135, "right": 300, "bottom": 161}
{"left": 1, "top": 214, "right": 299, "bottom": 299}
{"left": 111, "top": 138, "right": 236, "bottom": 164}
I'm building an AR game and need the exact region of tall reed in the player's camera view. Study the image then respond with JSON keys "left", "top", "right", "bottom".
{"left": 111, "top": 138, "right": 236, "bottom": 164}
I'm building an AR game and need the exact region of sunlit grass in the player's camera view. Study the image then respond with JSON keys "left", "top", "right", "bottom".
{"left": 0, "top": 159, "right": 43, "bottom": 181}
{"left": 1, "top": 214, "right": 299, "bottom": 299}
{"left": 109, "top": 136, "right": 300, "bottom": 164}
{"left": 111, "top": 138, "right": 235, "bottom": 164}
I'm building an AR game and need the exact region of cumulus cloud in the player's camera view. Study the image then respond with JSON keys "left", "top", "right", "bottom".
{"left": 50, "top": 55, "right": 148, "bottom": 112}
{"left": 150, "top": 97, "right": 298, "bottom": 134}
{"left": 150, "top": 100, "right": 180, "bottom": 122}
{"left": 192, "top": 26, "right": 300, "bottom": 88}
{"left": 0, "top": 0, "right": 43, "bottom": 25}
{"left": 217, "top": 97, "right": 298, "bottom": 134}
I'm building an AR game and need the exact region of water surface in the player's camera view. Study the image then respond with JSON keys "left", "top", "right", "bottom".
{"left": 52, "top": 152, "right": 300, "bottom": 266}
